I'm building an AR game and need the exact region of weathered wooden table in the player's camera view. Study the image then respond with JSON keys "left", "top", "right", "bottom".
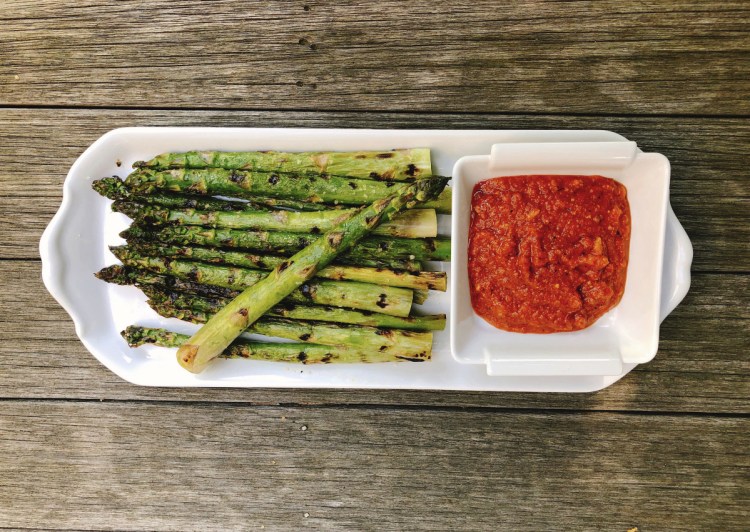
{"left": 1, "top": 2, "right": 748, "bottom": 530}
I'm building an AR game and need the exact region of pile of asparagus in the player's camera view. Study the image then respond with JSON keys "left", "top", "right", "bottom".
{"left": 93, "top": 149, "right": 452, "bottom": 371}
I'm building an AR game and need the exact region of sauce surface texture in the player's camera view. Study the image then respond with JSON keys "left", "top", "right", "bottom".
{"left": 468, "top": 175, "right": 631, "bottom": 333}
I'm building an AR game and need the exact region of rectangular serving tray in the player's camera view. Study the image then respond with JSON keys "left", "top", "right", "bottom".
{"left": 40, "top": 128, "right": 692, "bottom": 392}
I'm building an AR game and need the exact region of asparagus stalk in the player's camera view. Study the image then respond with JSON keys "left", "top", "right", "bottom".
{"left": 93, "top": 176, "right": 353, "bottom": 212}
{"left": 124, "top": 168, "right": 451, "bottom": 214}
{"left": 175, "top": 175, "right": 448, "bottom": 373}
{"left": 143, "top": 285, "right": 446, "bottom": 331}
{"left": 113, "top": 200, "right": 438, "bottom": 238}
{"left": 121, "top": 225, "right": 451, "bottom": 263}
{"left": 148, "top": 300, "right": 433, "bottom": 359}
{"left": 126, "top": 243, "right": 445, "bottom": 291}
{"left": 133, "top": 149, "right": 432, "bottom": 182}
{"left": 123, "top": 326, "right": 429, "bottom": 363}
{"left": 109, "top": 247, "right": 415, "bottom": 318}
{"left": 93, "top": 177, "right": 263, "bottom": 211}
{"left": 97, "top": 266, "right": 444, "bottom": 331}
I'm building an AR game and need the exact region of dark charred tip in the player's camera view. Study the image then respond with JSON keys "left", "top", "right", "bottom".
{"left": 277, "top": 260, "right": 292, "bottom": 273}
{"left": 298, "top": 333, "right": 311, "bottom": 341}
{"left": 376, "top": 294, "right": 389, "bottom": 309}
{"left": 297, "top": 352, "right": 308, "bottom": 362}
{"left": 310, "top": 226, "right": 321, "bottom": 235}
{"left": 238, "top": 308, "right": 249, "bottom": 317}
{"left": 376, "top": 152, "right": 394, "bottom": 159}
{"left": 385, "top": 181, "right": 396, "bottom": 187}
{"left": 321, "top": 354, "right": 333, "bottom": 363}
{"left": 348, "top": 181, "right": 357, "bottom": 189}
{"left": 405, "top": 163, "right": 418, "bottom": 177}
{"left": 132, "top": 161, "right": 146, "bottom": 168}
{"left": 268, "top": 173, "right": 280, "bottom": 185}
{"left": 379, "top": 346, "right": 388, "bottom": 352}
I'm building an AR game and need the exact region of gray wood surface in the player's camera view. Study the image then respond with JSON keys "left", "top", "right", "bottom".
{"left": 0, "top": 1, "right": 748, "bottom": 530}
{"left": 1, "top": 402, "right": 747, "bottom": 531}
{"left": 1, "top": 1, "right": 748, "bottom": 115}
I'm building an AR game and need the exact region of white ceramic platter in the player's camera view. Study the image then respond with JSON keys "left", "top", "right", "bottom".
{"left": 40, "top": 128, "right": 693, "bottom": 391}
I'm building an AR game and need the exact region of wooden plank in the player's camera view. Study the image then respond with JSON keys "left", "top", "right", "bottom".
{"left": 0, "top": 108, "right": 748, "bottom": 271}
{"left": 0, "top": 401, "right": 746, "bottom": 530}
{"left": 0, "top": 1, "right": 748, "bottom": 114}
{"left": 3, "top": 260, "right": 748, "bottom": 413}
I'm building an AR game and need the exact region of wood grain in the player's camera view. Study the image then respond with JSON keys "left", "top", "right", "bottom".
{"left": 0, "top": 1, "right": 748, "bottom": 115}
{"left": 0, "top": 401, "right": 746, "bottom": 531}
{"left": 1, "top": 108, "right": 748, "bottom": 271}
{"left": 3, "top": 260, "right": 747, "bottom": 413}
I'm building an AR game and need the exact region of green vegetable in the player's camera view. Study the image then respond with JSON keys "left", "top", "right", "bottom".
{"left": 122, "top": 326, "right": 430, "bottom": 363}
{"left": 133, "top": 148, "right": 432, "bottom": 182}
{"left": 143, "top": 285, "right": 446, "bottom": 331}
{"left": 120, "top": 225, "right": 451, "bottom": 264}
{"left": 112, "top": 200, "right": 438, "bottom": 238}
{"left": 124, "top": 243, "right": 445, "bottom": 291}
{"left": 174, "top": 175, "right": 448, "bottom": 373}
{"left": 124, "top": 167, "right": 451, "bottom": 214}
{"left": 109, "top": 247, "right": 416, "bottom": 318}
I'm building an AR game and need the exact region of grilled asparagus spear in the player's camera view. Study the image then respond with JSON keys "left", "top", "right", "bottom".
{"left": 121, "top": 225, "right": 451, "bottom": 264}
{"left": 123, "top": 243, "right": 445, "bottom": 291}
{"left": 133, "top": 148, "right": 432, "bottom": 182}
{"left": 123, "top": 326, "right": 429, "bottom": 363}
{"left": 143, "top": 285, "right": 446, "bottom": 331}
{"left": 112, "top": 200, "right": 438, "bottom": 238}
{"left": 109, "top": 247, "right": 415, "bottom": 318}
{"left": 147, "top": 301, "right": 433, "bottom": 359}
{"left": 124, "top": 167, "right": 451, "bottom": 214}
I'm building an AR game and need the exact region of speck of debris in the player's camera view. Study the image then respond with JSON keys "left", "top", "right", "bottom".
{"left": 304, "top": 512, "right": 310, "bottom": 518}
{"left": 301, "top": 425, "right": 308, "bottom": 431}
{"left": 14, "top": 75, "right": 19, "bottom": 80}
{"left": 296, "top": 80, "right": 303, "bottom": 87}
{"left": 309, "top": 43, "right": 318, "bottom": 50}
{"left": 281, "top": 416, "right": 286, "bottom": 420}
{"left": 303, "top": 5, "right": 310, "bottom": 11}
{"left": 271, "top": 460, "right": 276, "bottom": 465}
{"left": 298, "top": 38, "right": 309, "bottom": 45}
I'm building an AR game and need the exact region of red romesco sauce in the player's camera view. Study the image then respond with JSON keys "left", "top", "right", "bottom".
{"left": 468, "top": 175, "right": 631, "bottom": 333}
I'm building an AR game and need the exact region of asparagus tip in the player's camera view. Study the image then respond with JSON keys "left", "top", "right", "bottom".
{"left": 92, "top": 176, "right": 128, "bottom": 201}
{"left": 121, "top": 325, "right": 150, "bottom": 347}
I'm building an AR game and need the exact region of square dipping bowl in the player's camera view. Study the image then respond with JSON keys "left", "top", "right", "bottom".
{"left": 450, "top": 141, "right": 671, "bottom": 377}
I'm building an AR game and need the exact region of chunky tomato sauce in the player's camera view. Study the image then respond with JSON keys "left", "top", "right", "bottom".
{"left": 468, "top": 175, "right": 631, "bottom": 333}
